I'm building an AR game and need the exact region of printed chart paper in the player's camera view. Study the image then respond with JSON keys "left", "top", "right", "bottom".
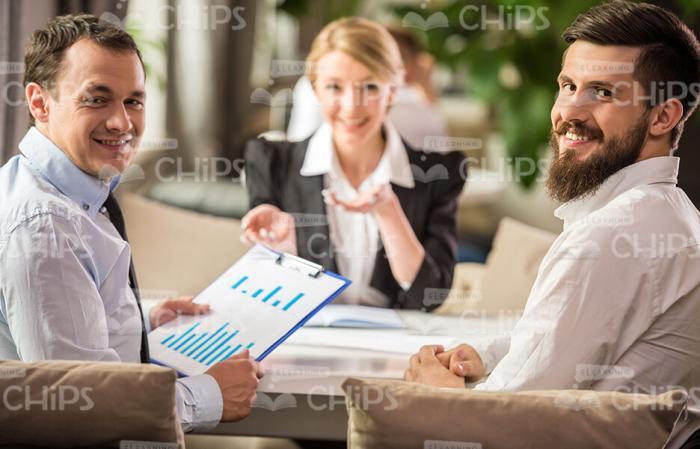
{"left": 148, "top": 244, "right": 350, "bottom": 376}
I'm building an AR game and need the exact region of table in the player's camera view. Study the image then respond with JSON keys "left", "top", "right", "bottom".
{"left": 197, "top": 311, "right": 516, "bottom": 440}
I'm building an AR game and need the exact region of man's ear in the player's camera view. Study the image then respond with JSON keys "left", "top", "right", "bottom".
{"left": 25, "top": 82, "right": 51, "bottom": 124}
{"left": 649, "top": 98, "right": 683, "bottom": 138}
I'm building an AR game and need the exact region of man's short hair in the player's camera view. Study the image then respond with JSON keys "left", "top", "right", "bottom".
{"left": 563, "top": 0, "right": 700, "bottom": 150}
{"left": 23, "top": 14, "right": 144, "bottom": 126}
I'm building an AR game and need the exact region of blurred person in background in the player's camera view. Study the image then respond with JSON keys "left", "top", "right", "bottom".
{"left": 242, "top": 17, "right": 465, "bottom": 311}
{"left": 287, "top": 25, "right": 449, "bottom": 149}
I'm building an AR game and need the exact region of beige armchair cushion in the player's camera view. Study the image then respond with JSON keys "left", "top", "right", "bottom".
{"left": 119, "top": 192, "right": 248, "bottom": 297}
{"left": 434, "top": 262, "right": 485, "bottom": 315}
{"left": 438, "top": 217, "right": 557, "bottom": 316}
{"left": 0, "top": 359, "right": 183, "bottom": 448}
{"left": 343, "top": 377, "right": 686, "bottom": 449}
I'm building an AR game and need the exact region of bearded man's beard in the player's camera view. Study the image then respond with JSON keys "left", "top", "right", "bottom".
{"left": 546, "top": 113, "right": 649, "bottom": 203}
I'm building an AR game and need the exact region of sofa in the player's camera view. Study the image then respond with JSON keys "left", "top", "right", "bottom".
{"left": 0, "top": 359, "right": 183, "bottom": 448}
{"left": 342, "top": 377, "right": 700, "bottom": 449}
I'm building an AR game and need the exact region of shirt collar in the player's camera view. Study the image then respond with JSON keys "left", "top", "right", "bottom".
{"left": 554, "top": 155, "right": 679, "bottom": 228}
{"left": 299, "top": 121, "right": 415, "bottom": 188}
{"left": 19, "top": 127, "right": 118, "bottom": 219}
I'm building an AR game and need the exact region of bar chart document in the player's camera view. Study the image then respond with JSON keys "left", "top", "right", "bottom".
{"left": 147, "top": 244, "right": 351, "bottom": 376}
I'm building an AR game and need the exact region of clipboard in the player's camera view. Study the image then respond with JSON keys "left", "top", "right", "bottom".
{"left": 147, "top": 244, "right": 351, "bottom": 376}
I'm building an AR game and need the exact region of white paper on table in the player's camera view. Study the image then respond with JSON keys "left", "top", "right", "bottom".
{"left": 285, "top": 327, "right": 459, "bottom": 354}
{"left": 147, "top": 244, "right": 350, "bottom": 376}
{"left": 303, "top": 304, "right": 403, "bottom": 328}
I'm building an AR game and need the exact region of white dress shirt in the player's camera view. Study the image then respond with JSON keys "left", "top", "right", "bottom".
{"left": 0, "top": 128, "right": 223, "bottom": 431}
{"left": 300, "top": 121, "right": 415, "bottom": 306}
{"left": 473, "top": 156, "right": 700, "bottom": 394}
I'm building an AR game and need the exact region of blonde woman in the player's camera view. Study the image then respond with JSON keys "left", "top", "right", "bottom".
{"left": 242, "top": 17, "right": 465, "bottom": 311}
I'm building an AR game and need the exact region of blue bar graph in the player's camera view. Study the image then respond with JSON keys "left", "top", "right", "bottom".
{"left": 183, "top": 333, "right": 207, "bottom": 353}
{"left": 187, "top": 323, "right": 228, "bottom": 357}
{"left": 195, "top": 330, "right": 229, "bottom": 361}
{"left": 231, "top": 276, "right": 248, "bottom": 289}
{"left": 220, "top": 344, "right": 242, "bottom": 361}
{"left": 174, "top": 333, "right": 196, "bottom": 351}
{"left": 262, "top": 286, "right": 281, "bottom": 303}
{"left": 283, "top": 293, "right": 304, "bottom": 311}
{"left": 201, "top": 330, "right": 239, "bottom": 364}
{"left": 207, "top": 343, "right": 234, "bottom": 366}
{"left": 206, "top": 341, "right": 256, "bottom": 366}
{"left": 158, "top": 321, "right": 258, "bottom": 367}
{"left": 165, "top": 322, "right": 200, "bottom": 349}
{"left": 230, "top": 274, "right": 306, "bottom": 311}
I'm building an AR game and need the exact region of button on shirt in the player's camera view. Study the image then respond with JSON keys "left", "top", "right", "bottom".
{"left": 473, "top": 156, "right": 700, "bottom": 393}
{"left": 0, "top": 127, "right": 222, "bottom": 431}
{"left": 300, "top": 121, "right": 415, "bottom": 306}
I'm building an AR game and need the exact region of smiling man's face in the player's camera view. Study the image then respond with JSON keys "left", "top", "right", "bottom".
{"left": 31, "top": 38, "right": 145, "bottom": 179}
{"left": 547, "top": 40, "right": 652, "bottom": 202}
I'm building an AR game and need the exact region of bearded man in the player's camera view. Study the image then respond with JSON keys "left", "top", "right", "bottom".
{"left": 404, "top": 0, "right": 700, "bottom": 394}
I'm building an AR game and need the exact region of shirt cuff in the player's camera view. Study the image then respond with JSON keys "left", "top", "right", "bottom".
{"left": 468, "top": 335, "right": 511, "bottom": 376}
{"left": 175, "top": 374, "right": 223, "bottom": 432}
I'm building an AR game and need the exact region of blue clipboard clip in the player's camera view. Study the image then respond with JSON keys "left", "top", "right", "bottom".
{"left": 275, "top": 252, "right": 323, "bottom": 278}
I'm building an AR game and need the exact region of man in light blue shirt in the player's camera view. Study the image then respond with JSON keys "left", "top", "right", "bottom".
{"left": 0, "top": 14, "right": 262, "bottom": 432}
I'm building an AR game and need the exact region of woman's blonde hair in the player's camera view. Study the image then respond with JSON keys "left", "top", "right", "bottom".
{"left": 306, "top": 17, "right": 404, "bottom": 85}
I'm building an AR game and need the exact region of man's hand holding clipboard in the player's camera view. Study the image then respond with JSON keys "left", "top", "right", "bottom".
{"left": 147, "top": 244, "right": 350, "bottom": 376}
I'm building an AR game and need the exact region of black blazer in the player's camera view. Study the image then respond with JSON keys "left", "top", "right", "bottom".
{"left": 244, "top": 137, "right": 466, "bottom": 311}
